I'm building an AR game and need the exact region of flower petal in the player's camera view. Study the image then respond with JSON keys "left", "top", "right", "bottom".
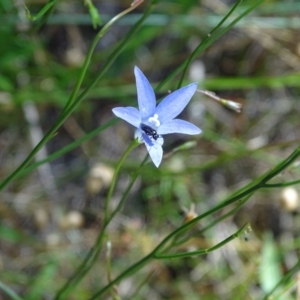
{"left": 112, "top": 107, "right": 141, "bottom": 127}
{"left": 134, "top": 128, "right": 144, "bottom": 143}
{"left": 144, "top": 135, "right": 164, "bottom": 167}
{"left": 134, "top": 66, "right": 156, "bottom": 120}
{"left": 142, "top": 132, "right": 154, "bottom": 146}
{"left": 157, "top": 119, "right": 202, "bottom": 135}
{"left": 155, "top": 83, "right": 198, "bottom": 123}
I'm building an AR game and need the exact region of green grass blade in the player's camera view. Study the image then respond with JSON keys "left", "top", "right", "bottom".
{"left": 177, "top": 0, "right": 243, "bottom": 88}
{"left": 0, "top": 281, "right": 24, "bottom": 300}
{"left": 155, "top": 0, "right": 264, "bottom": 92}
{"left": 12, "top": 119, "right": 118, "bottom": 181}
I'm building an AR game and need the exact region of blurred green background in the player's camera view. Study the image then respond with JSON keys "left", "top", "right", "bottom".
{"left": 1, "top": 0, "right": 300, "bottom": 299}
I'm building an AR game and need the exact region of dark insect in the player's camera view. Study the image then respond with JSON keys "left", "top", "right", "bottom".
{"left": 140, "top": 123, "right": 159, "bottom": 140}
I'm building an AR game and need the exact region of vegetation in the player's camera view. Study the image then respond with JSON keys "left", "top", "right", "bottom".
{"left": 1, "top": 0, "right": 300, "bottom": 299}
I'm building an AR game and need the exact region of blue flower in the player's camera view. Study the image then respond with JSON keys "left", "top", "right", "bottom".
{"left": 112, "top": 66, "right": 202, "bottom": 167}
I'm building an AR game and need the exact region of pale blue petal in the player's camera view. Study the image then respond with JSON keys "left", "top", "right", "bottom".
{"left": 155, "top": 83, "right": 198, "bottom": 123}
{"left": 144, "top": 137, "right": 164, "bottom": 168}
{"left": 112, "top": 107, "right": 141, "bottom": 128}
{"left": 142, "top": 132, "right": 154, "bottom": 146}
{"left": 157, "top": 119, "right": 202, "bottom": 135}
{"left": 156, "top": 136, "right": 164, "bottom": 146}
{"left": 136, "top": 129, "right": 163, "bottom": 167}
{"left": 134, "top": 66, "right": 156, "bottom": 120}
{"left": 134, "top": 128, "right": 144, "bottom": 143}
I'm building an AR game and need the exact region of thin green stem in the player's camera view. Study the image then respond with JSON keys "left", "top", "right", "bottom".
{"left": 153, "top": 184, "right": 260, "bottom": 255}
{"left": 90, "top": 145, "right": 300, "bottom": 298}
{"left": 172, "top": 193, "right": 253, "bottom": 249}
{"left": 53, "top": 4, "right": 157, "bottom": 297}
{"left": 154, "top": 223, "right": 250, "bottom": 259}
{"left": 0, "top": 281, "right": 24, "bottom": 300}
{"left": 109, "top": 154, "right": 148, "bottom": 222}
{"left": 262, "top": 260, "right": 300, "bottom": 300}
{"left": 104, "top": 139, "right": 139, "bottom": 222}
{"left": 30, "top": 0, "right": 58, "bottom": 31}
{"left": 59, "top": 1, "right": 144, "bottom": 117}
{"left": 155, "top": 0, "right": 264, "bottom": 92}
{"left": 106, "top": 241, "right": 121, "bottom": 300}
{"left": 263, "top": 178, "right": 300, "bottom": 188}
{"left": 59, "top": 0, "right": 156, "bottom": 122}
{"left": 54, "top": 228, "right": 106, "bottom": 300}
{"left": 124, "top": 268, "right": 158, "bottom": 300}
{"left": 12, "top": 118, "right": 118, "bottom": 181}
{"left": 25, "top": 0, "right": 57, "bottom": 21}
{"left": 54, "top": 140, "right": 139, "bottom": 300}
{"left": 177, "top": 0, "right": 243, "bottom": 88}
{"left": 198, "top": 193, "right": 253, "bottom": 235}
{"left": 88, "top": 253, "right": 153, "bottom": 300}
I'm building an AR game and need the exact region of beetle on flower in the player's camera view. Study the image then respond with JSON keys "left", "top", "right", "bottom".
{"left": 112, "top": 66, "right": 202, "bottom": 167}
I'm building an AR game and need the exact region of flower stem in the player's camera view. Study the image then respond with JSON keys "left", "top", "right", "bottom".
{"left": 59, "top": 0, "right": 144, "bottom": 116}
{"left": 0, "top": 280, "right": 24, "bottom": 300}
{"left": 54, "top": 139, "right": 139, "bottom": 300}
{"left": 104, "top": 139, "right": 139, "bottom": 223}
{"left": 154, "top": 223, "right": 251, "bottom": 259}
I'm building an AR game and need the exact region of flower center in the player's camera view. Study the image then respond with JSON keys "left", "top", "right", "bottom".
{"left": 140, "top": 123, "right": 159, "bottom": 140}
{"left": 148, "top": 114, "right": 160, "bottom": 127}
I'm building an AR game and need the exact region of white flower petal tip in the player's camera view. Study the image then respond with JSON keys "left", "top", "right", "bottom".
{"left": 112, "top": 67, "right": 202, "bottom": 167}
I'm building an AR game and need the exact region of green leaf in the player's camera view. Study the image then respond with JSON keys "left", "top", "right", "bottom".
{"left": 0, "top": 74, "right": 13, "bottom": 91}
{"left": 25, "top": 262, "right": 58, "bottom": 300}
{"left": 260, "top": 233, "right": 282, "bottom": 294}
{"left": 85, "top": 0, "right": 102, "bottom": 28}
{"left": 24, "top": 0, "right": 57, "bottom": 21}
{"left": 0, "top": 281, "right": 24, "bottom": 300}
{"left": 0, "top": 223, "right": 36, "bottom": 244}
